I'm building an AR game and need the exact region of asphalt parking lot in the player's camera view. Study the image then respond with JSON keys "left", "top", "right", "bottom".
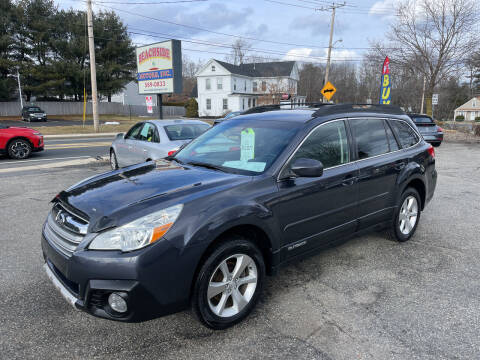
{"left": 1, "top": 142, "right": 479, "bottom": 359}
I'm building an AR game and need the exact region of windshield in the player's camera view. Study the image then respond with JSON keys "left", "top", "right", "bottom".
{"left": 27, "top": 107, "right": 42, "bottom": 112}
{"left": 174, "top": 119, "right": 300, "bottom": 174}
{"left": 411, "top": 116, "right": 434, "bottom": 124}
{"left": 164, "top": 124, "right": 210, "bottom": 141}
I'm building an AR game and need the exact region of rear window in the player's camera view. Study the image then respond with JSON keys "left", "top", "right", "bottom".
{"left": 27, "top": 107, "right": 42, "bottom": 112}
{"left": 164, "top": 124, "right": 209, "bottom": 141}
{"left": 390, "top": 120, "right": 419, "bottom": 148}
{"left": 411, "top": 116, "right": 433, "bottom": 124}
{"left": 350, "top": 119, "right": 390, "bottom": 159}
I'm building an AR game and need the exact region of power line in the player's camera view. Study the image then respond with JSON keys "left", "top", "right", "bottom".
{"left": 94, "top": 0, "right": 207, "bottom": 4}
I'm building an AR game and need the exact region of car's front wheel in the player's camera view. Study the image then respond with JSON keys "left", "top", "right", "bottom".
{"left": 387, "top": 187, "right": 421, "bottom": 242}
{"left": 8, "top": 139, "right": 32, "bottom": 159}
{"left": 110, "top": 149, "right": 119, "bottom": 170}
{"left": 192, "top": 237, "right": 265, "bottom": 329}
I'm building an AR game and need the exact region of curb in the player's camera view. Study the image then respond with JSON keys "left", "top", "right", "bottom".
{"left": 43, "top": 133, "right": 118, "bottom": 139}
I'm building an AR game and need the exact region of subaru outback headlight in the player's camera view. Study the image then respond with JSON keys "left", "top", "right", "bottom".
{"left": 89, "top": 204, "right": 183, "bottom": 252}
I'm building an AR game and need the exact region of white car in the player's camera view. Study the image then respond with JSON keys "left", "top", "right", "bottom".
{"left": 110, "top": 119, "right": 210, "bottom": 169}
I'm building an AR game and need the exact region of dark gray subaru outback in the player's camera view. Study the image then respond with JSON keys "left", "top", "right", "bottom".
{"left": 42, "top": 104, "right": 437, "bottom": 329}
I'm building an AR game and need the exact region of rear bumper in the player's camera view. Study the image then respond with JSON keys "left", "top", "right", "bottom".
{"left": 422, "top": 133, "right": 443, "bottom": 143}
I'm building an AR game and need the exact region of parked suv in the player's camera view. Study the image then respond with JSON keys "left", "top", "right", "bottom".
{"left": 41, "top": 104, "right": 437, "bottom": 329}
{"left": 21, "top": 106, "right": 47, "bottom": 122}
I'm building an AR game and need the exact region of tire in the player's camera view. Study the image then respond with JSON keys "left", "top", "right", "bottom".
{"left": 7, "top": 139, "right": 32, "bottom": 159}
{"left": 432, "top": 142, "right": 441, "bottom": 147}
{"left": 192, "top": 237, "right": 265, "bottom": 330}
{"left": 387, "top": 187, "right": 421, "bottom": 242}
{"left": 110, "top": 149, "right": 119, "bottom": 170}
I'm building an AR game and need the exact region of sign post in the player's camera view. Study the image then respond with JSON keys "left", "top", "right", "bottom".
{"left": 135, "top": 40, "right": 182, "bottom": 119}
{"left": 432, "top": 93, "right": 438, "bottom": 119}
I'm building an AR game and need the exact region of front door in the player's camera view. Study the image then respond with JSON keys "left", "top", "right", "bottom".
{"left": 116, "top": 122, "right": 144, "bottom": 167}
{"left": 272, "top": 120, "right": 358, "bottom": 258}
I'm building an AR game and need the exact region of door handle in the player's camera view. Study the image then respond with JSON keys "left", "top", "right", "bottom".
{"left": 128, "top": 146, "right": 133, "bottom": 150}
{"left": 143, "top": 149, "right": 147, "bottom": 153}
{"left": 342, "top": 176, "right": 356, "bottom": 187}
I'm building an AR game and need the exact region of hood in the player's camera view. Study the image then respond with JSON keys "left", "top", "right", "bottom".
{"left": 57, "top": 160, "right": 248, "bottom": 231}
{"left": 7, "top": 126, "right": 37, "bottom": 132}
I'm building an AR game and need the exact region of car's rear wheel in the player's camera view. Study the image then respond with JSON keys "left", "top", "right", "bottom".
{"left": 432, "top": 142, "right": 441, "bottom": 147}
{"left": 387, "top": 187, "right": 421, "bottom": 242}
{"left": 110, "top": 149, "right": 118, "bottom": 170}
{"left": 8, "top": 139, "right": 32, "bottom": 159}
{"left": 192, "top": 237, "right": 265, "bottom": 329}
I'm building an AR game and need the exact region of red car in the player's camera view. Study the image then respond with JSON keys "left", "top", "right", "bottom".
{"left": 0, "top": 124, "right": 44, "bottom": 159}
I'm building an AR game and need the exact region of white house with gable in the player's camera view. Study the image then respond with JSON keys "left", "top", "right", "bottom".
{"left": 454, "top": 96, "right": 480, "bottom": 121}
{"left": 195, "top": 59, "right": 305, "bottom": 117}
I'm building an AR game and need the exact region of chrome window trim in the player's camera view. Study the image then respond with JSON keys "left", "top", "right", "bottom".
{"left": 277, "top": 117, "right": 422, "bottom": 182}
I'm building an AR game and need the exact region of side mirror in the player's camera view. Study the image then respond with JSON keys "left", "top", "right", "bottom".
{"left": 290, "top": 158, "right": 324, "bottom": 177}
{"left": 116, "top": 132, "right": 125, "bottom": 139}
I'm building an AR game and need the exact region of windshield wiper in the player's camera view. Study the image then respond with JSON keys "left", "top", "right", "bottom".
{"left": 186, "top": 161, "right": 225, "bottom": 172}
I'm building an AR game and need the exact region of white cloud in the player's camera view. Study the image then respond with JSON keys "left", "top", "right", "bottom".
{"left": 283, "top": 48, "right": 358, "bottom": 63}
{"left": 369, "top": 0, "right": 398, "bottom": 20}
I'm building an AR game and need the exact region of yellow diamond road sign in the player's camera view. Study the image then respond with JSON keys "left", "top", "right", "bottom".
{"left": 321, "top": 81, "right": 336, "bottom": 101}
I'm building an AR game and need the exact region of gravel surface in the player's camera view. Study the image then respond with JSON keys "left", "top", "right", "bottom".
{"left": 1, "top": 142, "right": 479, "bottom": 359}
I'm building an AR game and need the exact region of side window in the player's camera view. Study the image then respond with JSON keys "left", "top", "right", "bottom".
{"left": 138, "top": 123, "right": 158, "bottom": 142}
{"left": 390, "top": 120, "right": 419, "bottom": 148}
{"left": 125, "top": 123, "right": 144, "bottom": 140}
{"left": 385, "top": 120, "right": 399, "bottom": 151}
{"left": 350, "top": 119, "right": 389, "bottom": 159}
{"left": 291, "top": 121, "right": 350, "bottom": 169}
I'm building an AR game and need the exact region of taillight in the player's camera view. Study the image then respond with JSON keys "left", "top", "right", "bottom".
{"left": 427, "top": 145, "right": 435, "bottom": 158}
{"left": 167, "top": 150, "right": 177, "bottom": 156}
{"left": 437, "top": 127, "right": 443, "bottom": 132}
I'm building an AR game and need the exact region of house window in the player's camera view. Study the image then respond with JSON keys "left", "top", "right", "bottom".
{"left": 474, "top": 99, "right": 477, "bottom": 107}
{"left": 234, "top": 78, "right": 237, "bottom": 91}
{"left": 206, "top": 78, "right": 211, "bottom": 90}
{"left": 261, "top": 81, "right": 267, "bottom": 91}
{"left": 206, "top": 98, "right": 211, "bottom": 110}
{"left": 248, "top": 98, "right": 251, "bottom": 108}
{"left": 242, "top": 98, "right": 245, "bottom": 110}
{"left": 244, "top": 81, "right": 247, "bottom": 92}
{"left": 253, "top": 98, "right": 256, "bottom": 107}
{"left": 223, "top": 98, "right": 228, "bottom": 110}
{"left": 253, "top": 82, "right": 257, "bottom": 92}
{"left": 217, "top": 77, "right": 222, "bottom": 90}
{"left": 211, "top": 65, "right": 215, "bottom": 72}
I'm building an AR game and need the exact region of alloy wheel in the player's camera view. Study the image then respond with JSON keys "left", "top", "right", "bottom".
{"left": 110, "top": 151, "right": 117, "bottom": 169}
{"left": 10, "top": 141, "right": 30, "bottom": 159}
{"left": 207, "top": 254, "right": 258, "bottom": 318}
{"left": 399, "top": 195, "right": 418, "bottom": 235}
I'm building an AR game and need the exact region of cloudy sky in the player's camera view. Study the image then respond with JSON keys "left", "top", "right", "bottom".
{"left": 59, "top": 0, "right": 396, "bottom": 64}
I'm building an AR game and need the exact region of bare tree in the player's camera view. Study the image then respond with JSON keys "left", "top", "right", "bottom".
{"left": 225, "top": 39, "right": 251, "bottom": 65}
{"left": 371, "top": 0, "right": 478, "bottom": 115}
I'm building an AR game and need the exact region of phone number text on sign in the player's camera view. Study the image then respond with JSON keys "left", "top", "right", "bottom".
{"left": 144, "top": 80, "right": 167, "bottom": 88}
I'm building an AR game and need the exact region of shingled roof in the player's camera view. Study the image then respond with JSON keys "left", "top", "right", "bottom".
{"left": 214, "top": 59, "right": 295, "bottom": 77}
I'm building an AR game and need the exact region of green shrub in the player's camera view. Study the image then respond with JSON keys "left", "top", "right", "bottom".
{"left": 184, "top": 98, "right": 198, "bottom": 118}
{"left": 475, "top": 117, "right": 480, "bottom": 123}
{"left": 455, "top": 115, "right": 465, "bottom": 121}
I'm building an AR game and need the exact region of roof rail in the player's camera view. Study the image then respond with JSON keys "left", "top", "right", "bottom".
{"left": 312, "top": 103, "right": 405, "bottom": 117}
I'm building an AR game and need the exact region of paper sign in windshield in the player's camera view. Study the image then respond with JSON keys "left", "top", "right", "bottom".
{"left": 240, "top": 128, "right": 255, "bottom": 161}
{"left": 223, "top": 161, "right": 266, "bottom": 172}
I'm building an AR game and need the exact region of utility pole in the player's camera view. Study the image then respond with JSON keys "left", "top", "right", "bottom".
{"left": 318, "top": 2, "right": 345, "bottom": 102}
{"left": 86, "top": 0, "right": 99, "bottom": 132}
{"left": 420, "top": 76, "right": 426, "bottom": 113}
{"left": 16, "top": 67, "right": 23, "bottom": 109}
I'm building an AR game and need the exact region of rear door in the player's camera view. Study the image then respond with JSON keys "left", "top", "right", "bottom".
{"left": 350, "top": 118, "right": 405, "bottom": 229}
{"left": 273, "top": 119, "right": 359, "bottom": 257}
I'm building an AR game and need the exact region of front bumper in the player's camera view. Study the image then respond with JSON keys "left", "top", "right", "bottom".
{"left": 41, "top": 227, "right": 200, "bottom": 322}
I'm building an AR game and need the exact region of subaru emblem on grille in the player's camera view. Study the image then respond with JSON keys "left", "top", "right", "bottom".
{"left": 55, "top": 210, "right": 66, "bottom": 226}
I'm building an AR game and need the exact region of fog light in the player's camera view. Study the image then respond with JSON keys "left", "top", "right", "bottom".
{"left": 108, "top": 292, "right": 128, "bottom": 313}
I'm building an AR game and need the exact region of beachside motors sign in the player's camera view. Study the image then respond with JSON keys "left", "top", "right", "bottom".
{"left": 136, "top": 40, "right": 182, "bottom": 95}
